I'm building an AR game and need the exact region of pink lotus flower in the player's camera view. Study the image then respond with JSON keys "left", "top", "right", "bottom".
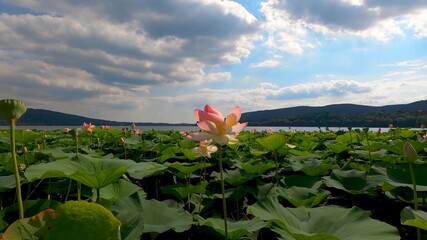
{"left": 389, "top": 123, "right": 394, "bottom": 128}
{"left": 187, "top": 104, "right": 248, "bottom": 145}
{"left": 193, "top": 140, "right": 218, "bottom": 158}
{"left": 102, "top": 125, "right": 111, "bottom": 129}
{"left": 119, "top": 137, "right": 125, "bottom": 143}
{"left": 82, "top": 122, "right": 95, "bottom": 133}
{"left": 133, "top": 129, "right": 141, "bottom": 135}
{"left": 64, "top": 128, "right": 71, "bottom": 132}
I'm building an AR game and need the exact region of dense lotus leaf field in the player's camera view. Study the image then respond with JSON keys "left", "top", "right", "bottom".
{"left": 0, "top": 125, "right": 426, "bottom": 239}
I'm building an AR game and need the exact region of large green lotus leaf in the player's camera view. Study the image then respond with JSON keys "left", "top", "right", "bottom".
{"left": 335, "top": 132, "right": 359, "bottom": 144}
{"left": 382, "top": 162, "right": 427, "bottom": 192}
{"left": 354, "top": 149, "right": 388, "bottom": 161}
{"left": 195, "top": 215, "right": 268, "bottom": 240}
{"left": 180, "top": 148, "right": 200, "bottom": 161}
{"left": 399, "top": 129, "right": 416, "bottom": 138}
{"left": 373, "top": 140, "right": 427, "bottom": 156}
{"left": 126, "top": 161, "right": 168, "bottom": 179}
{"left": 167, "top": 161, "right": 212, "bottom": 175}
{"left": 24, "top": 156, "right": 127, "bottom": 189}
{"left": 14, "top": 130, "right": 39, "bottom": 145}
{"left": 36, "top": 148, "right": 76, "bottom": 160}
{"left": 326, "top": 142, "right": 348, "bottom": 154}
{"left": 276, "top": 186, "right": 330, "bottom": 208}
{"left": 247, "top": 196, "right": 400, "bottom": 240}
{"left": 249, "top": 148, "right": 269, "bottom": 156}
{"left": 211, "top": 169, "right": 256, "bottom": 186}
{"left": 179, "top": 139, "right": 197, "bottom": 149}
{"left": 161, "top": 181, "right": 209, "bottom": 200}
{"left": 0, "top": 175, "right": 15, "bottom": 192}
{"left": 289, "top": 155, "right": 335, "bottom": 176}
{"left": 95, "top": 179, "right": 143, "bottom": 202}
{"left": 401, "top": 207, "right": 427, "bottom": 231}
{"left": 323, "top": 169, "right": 383, "bottom": 195}
{"left": 256, "top": 133, "right": 287, "bottom": 151}
{"left": 111, "top": 194, "right": 193, "bottom": 239}
{"left": 234, "top": 159, "right": 276, "bottom": 175}
{"left": 282, "top": 174, "right": 323, "bottom": 189}
{"left": 24, "top": 159, "right": 80, "bottom": 181}
{"left": 70, "top": 165, "right": 127, "bottom": 189}
{"left": 44, "top": 201, "right": 121, "bottom": 240}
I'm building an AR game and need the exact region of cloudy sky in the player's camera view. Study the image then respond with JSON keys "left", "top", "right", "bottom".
{"left": 1, "top": 0, "right": 427, "bottom": 123}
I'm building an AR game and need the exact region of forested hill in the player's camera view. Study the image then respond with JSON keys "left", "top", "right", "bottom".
{"left": 0, "top": 108, "right": 188, "bottom": 126}
{"left": 241, "top": 100, "right": 427, "bottom": 128}
{"left": 1, "top": 100, "right": 426, "bottom": 127}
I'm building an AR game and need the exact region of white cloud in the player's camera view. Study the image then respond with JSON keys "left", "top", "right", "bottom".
{"left": 0, "top": 0, "right": 262, "bottom": 122}
{"left": 261, "top": 0, "right": 427, "bottom": 53}
{"left": 252, "top": 59, "right": 281, "bottom": 68}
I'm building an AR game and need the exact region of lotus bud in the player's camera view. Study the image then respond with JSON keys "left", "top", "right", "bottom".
{"left": 19, "top": 163, "right": 26, "bottom": 171}
{"left": 22, "top": 146, "right": 27, "bottom": 154}
{"left": 131, "top": 123, "right": 136, "bottom": 130}
{"left": 119, "top": 137, "right": 125, "bottom": 143}
{"left": 0, "top": 99, "right": 27, "bottom": 121}
{"left": 403, "top": 141, "right": 418, "bottom": 163}
{"left": 363, "top": 127, "right": 369, "bottom": 134}
{"left": 68, "top": 128, "right": 78, "bottom": 141}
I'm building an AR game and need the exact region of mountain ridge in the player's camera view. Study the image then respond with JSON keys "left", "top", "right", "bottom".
{"left": 0, "top": 100, "right": 426, "bottom": 127}
{"left": 241, "top": 100, "right": 427, "bottom": 121}
{"left": 241, "top": 100, "right": 427, "bottom": 127}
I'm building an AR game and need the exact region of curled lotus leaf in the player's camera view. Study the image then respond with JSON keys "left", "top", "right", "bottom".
{"left": 0, "top": 99, "right": 27, "bottom": 120}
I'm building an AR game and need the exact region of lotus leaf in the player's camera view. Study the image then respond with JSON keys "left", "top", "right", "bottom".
{"left": 247, "top": 196, "right": 400, "bottom": 240}
{"left": 401, "top": 207, "right": 427, "bottom": 231}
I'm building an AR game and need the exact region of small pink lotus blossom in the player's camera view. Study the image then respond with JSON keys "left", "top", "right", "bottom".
{"left": 102, "top": 125, "right": 111, "bottom": 129}
{"left": 389, "top": 123, "right": 394, "bottom": 128}
{"left": 133, "top": 129, "right": 141, "bottom": 135}
{"left": 250, "top": 128, "right": 257, "bottom": 133}
{"left": 193, "top": 140, "right": 218, "bottom": 158}
{"left": 423, "top": 133, "right": 427, "bottom": 139}
{"left": 180, "top": 131, "right": 188, "bottom": 136}
{"left": 187, "top": 104, "right": 248, "bottom": 145}
{"left": 82, "top": 122, "right": 95, "bottom": 133}
{"left": 119, "top": 137, "right": 125, "bottom": 143}
{"left": 267, "top": 128, "right": 273, "bottom": 134}
{"left": 64, "top": 128, "right": 71, "bottom": 132}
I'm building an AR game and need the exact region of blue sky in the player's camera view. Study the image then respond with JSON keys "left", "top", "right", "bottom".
{"left": 0, "top": 0, "right": 426, "bottom": 123}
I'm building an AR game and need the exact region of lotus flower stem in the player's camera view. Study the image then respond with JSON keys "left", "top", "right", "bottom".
{"left": 408, "top": 162, "right": 421, "bottom": 240}
{"left": 274, "top": 151, "right": 279, "bottom": 186}
{"left": 408, "top": 165, "right": 418, "bottom": 206}
{"left": 218, "top": 147, "right": 228, "bottom": 239}
{"left": 96, "top": 188, "right": 101, "bottom": 203}
{"left": 9, "top": 119, "right": 24, "bottom": 219}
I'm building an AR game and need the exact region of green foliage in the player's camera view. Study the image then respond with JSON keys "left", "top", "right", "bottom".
{"left": 0, "top": 126, "right": 426, "bottom": 239}
{"left": 401, "top": 207, "right": 427, "bottom": 231}
{"left": 247, "top": 196, "right": 400, "bottom": 240}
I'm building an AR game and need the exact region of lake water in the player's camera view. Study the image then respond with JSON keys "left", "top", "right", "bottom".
{"left": 0, "top": 125, "right": 392, "bottom": 132}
